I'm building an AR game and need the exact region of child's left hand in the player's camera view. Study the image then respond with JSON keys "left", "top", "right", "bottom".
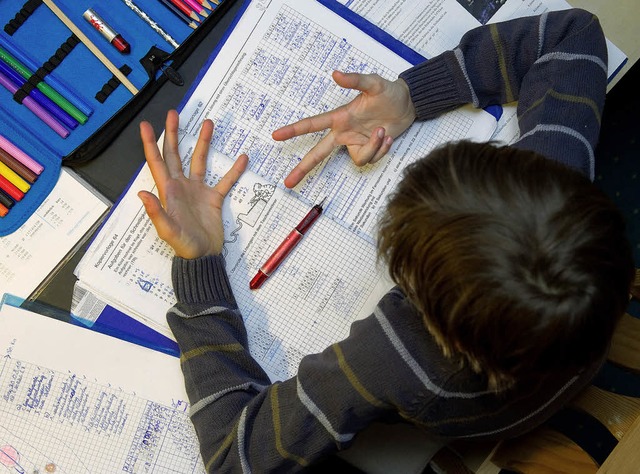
{"left": 138, "top": 109, "right": 248, "bottom": 259}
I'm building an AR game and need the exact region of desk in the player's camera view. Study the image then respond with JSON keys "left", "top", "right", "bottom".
{"left": 35, "top": 0, "right": 640, "bottom": 310}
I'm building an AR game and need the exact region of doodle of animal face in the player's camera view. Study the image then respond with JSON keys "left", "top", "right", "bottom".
{"left": 250, "top": 183, "right": 276, "bottom": 205}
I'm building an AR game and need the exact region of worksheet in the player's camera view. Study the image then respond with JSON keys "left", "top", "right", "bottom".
{"left": 0, "top": 168, "right": 109, "bottom": 299}
{"left": 177, "top": 0, "right": 497, "bottom": 240}
{"left": 0, "top": 303, "right": 204, "bottom": 473}
{"left": 74, "top": 0, "right": 498, "bottom": 382}
{"left": 75, "top": 141, "right": 394, "bottom": 381}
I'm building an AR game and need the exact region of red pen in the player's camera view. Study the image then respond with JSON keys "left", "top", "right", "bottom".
{"left": 250, "top": 198, "right": 326, "bottom": 290}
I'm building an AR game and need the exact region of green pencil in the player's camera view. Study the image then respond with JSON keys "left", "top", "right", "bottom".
{"left": 0, "top": 45, "right": 88, "bottom": 124}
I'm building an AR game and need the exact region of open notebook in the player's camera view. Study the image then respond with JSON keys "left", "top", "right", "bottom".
{"left": 0, "top": 301, "right": 204, "bottom": 473}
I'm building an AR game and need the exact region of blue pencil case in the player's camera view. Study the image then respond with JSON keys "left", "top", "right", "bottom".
{"left": 0, "top": 0, "right": 237, "bottom": 236}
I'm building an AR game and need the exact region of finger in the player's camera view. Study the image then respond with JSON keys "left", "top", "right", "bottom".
{"left": 214, "top": 154, "right": 249, "bottom": 199}
{"left": 283, "top": 134, "right": 336, "bottom": 188}
{"left": 272, "top": 111, "right": 336, "bottom": 141}
{"left": 162, "top": 110, "right": 185, "bottom": 178}
{"left": 138, "top": 190, "right": 178, "bottom": 242}
{"left": 370, "top": 135, "right": 394, "bottom": 164}
{"left": 190, "top": 119, "right": 214, "bottom": 181}
{"left": 332, "top": 70, "right": 384, "bottom": 95}
{"left": 350, "top": 127, "right": 386, "bottom": 166}
{"left": 140, "top": 121, "right": 171, "bottom": 201}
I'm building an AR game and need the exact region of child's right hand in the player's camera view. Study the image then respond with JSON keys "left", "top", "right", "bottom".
{"left": 272, "top": 70, "right": 416, "bottom": 188}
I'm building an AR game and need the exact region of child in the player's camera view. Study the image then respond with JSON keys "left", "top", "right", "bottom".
{"left": 138, "top": 8, "right": 635, "bottom": 473}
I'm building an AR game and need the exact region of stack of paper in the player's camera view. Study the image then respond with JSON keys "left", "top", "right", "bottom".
{"left": 73, "top": 0, "right": 498, "bottom": 382}
{"left": 0, "top": 167, "right": 110, "bottom": 299}
{"left": 0, "top": 301, "right": 205, "bottom": 473}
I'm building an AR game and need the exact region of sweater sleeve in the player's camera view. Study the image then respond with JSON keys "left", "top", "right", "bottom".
{"left": 167, "top": 255, "right": 414, "bottom": 473}
{"left": 399, "top": 9, "right": 608, "bottom": 178}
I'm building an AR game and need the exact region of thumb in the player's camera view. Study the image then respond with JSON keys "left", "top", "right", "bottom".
{"left": 332, "top": 70, "right": 383, "bottom": 94}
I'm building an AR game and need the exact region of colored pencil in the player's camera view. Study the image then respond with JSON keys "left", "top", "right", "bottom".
{"left": 0, "top": 161, "right": 30, "bottom": 193}
{"left": 120, "top": 0, "right": 180, "bottom": 49}
{"left": 0, "top": 43, "right": 89, "bottom": 124}
{"left": 0, "top": 171, "right": 25, "bottom": 201}
{"left": 197, "top": 0, "right": 214, "bottom": 11}
{"left": 156, "top": 0, "right": 199, "bottom": 28}
{"left": 42, "top": 0, "right": 139, "bottom": 95}
{"left": 0, "top": 134, "right": 43, "bottom": 175}
{"left": 0, "top": 202, "right": 9, "bottom": 217}
{"left": 0, "top": 147, "right": 38, "bottom": 184}
{"left": 0, "top": 71, "right": 70, "bottom": 138}
{"left": 0, "top": 58, "right": 78, "bottom": 130}
{"left": 183, "top": 0, "right": 208, "bottom": 17}
{"left": 0, "top": 188, "right": 14, "bottom": 209}
{"left": 166, "top": 0, "right": 200, "bottom": 20}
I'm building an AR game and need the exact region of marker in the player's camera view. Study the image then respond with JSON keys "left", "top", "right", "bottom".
{"left": 83, "top": 9, "right": 131, "bottom": 54}
{"left": 0, "top": 36, "right": 93, "bottom": 119}
{"left": 0, "top": 147, "right": 38, "bottom": 184}
{"left": 0, "top": 70, "right": 70, "bottom": 138}
{"left": 0, "top": 161, "right": 31, "bottom": 193}
{"left": 250, "top": 198, "right": 326, "bottom": 290}
{"left": 0, "top": 188, "right": 14, "bottom": 209}
{"left": 0, "top": 57, "right": 79, "bottom": 130}
{"left": 0, "top": 134, "right": 44, "bottom": 175}
{"left": 0, "top": 171, "right": 25, "bottom": 202}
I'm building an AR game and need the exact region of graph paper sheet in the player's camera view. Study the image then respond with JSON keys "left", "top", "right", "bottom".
{"left": 0, "top": 303, "right": 205, "bottom": 473}
{"left": 75, "top": 0, "right": 496, "bottom": 382}
{"left": 177, "top": 0, "right": 497, "bottom": 240}
{"left": 75, "top": 145, "right": 394, "bottom": 382}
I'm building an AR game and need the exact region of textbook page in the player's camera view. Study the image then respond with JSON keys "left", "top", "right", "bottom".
{"left": 176, "top": 0, "right": 497, "bottom": 241}
{"left": 337, "top": 0, "right": 627, "bottom": 144}
{"left": 0, "top": 303, "right": 205, "bottom": 473}
{"left": 0, "top": 167, "right": 110, "bottom": 299}
{"left": 75, "top": 141, "right": 394, "bottom": 381}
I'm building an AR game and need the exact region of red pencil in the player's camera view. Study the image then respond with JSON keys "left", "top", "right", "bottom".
{"left": 183, "top": 0, "right": 208, "bottom": 17}
{"left": 166, "top": 0, "right": 200, "bottom": 21}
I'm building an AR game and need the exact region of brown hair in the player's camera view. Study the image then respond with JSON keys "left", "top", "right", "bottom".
{"left": 377, "top": 141, "right": 635, "bottom": 391}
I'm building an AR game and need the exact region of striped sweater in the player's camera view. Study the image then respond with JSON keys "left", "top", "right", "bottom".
{"left": 168, "top": 9, "right": 609, "bottom": 473}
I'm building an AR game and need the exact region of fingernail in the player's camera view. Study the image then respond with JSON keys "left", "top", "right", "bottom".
{"left": 377, "top": 129, "right": 385, "bottom": 139}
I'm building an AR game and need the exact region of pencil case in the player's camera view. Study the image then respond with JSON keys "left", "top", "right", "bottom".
{"left": 0, "top": 0, "right": 237, "bottom": 236}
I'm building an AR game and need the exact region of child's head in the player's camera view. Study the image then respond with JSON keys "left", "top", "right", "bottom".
{"left": 377, "top": 141, "right": 635, "bottom": 391}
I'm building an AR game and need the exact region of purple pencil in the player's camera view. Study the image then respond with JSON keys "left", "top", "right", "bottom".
{"left": 0, "top": 58, "right": 78, "bottom": 130}
{"left": 0, "top": 71, "right": 70, "bottom": 138}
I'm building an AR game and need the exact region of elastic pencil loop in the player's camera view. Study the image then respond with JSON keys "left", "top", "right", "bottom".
{"left": 3, "top": 0, "right": 43, "bottom": 36}
{"left": 11, "top": 73, "right": 40, "bottom": 104}
{"left": 95, "top": 65, "right": 133, "bottom": 103}
{"left": 39, "top": 35, "right": 80, "bottom": 75}
{"left": 13, "top": 34, "right": 80, "bottom": 104}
